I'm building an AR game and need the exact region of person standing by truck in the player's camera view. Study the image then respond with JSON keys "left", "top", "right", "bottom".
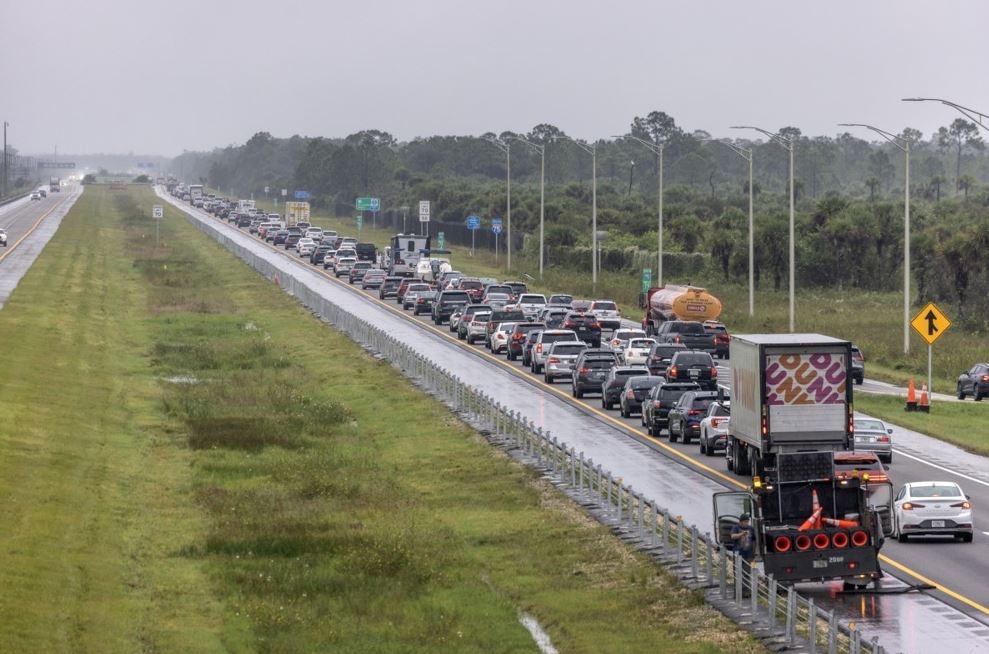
{"left": 730, "top": 514, "right": 756, "bottom": 563}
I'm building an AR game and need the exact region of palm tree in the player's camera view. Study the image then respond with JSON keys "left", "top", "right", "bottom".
{"left": 958, "top": 175, "right": 975, "bottom": 200}
{"left": 865, "top": 177, "right": 880, "bottom": 201}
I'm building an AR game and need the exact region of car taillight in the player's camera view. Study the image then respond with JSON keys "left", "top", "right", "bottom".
{"left": 902, "top": 502, "right": 914, "bottom": 511}
{"left": 674, "top": 335, "right": 681, "bottom": 343}
{"left": 711, "top": 367, "right": 718, "bottom": 378}
{"left": 611, "top": 339, "right": 621, "bottom": 347}
{"left": 952, "top": 501, "right": 972, "bottom": 509}
{"left": 589, "top": 321, "right": 600, "bottom": 329}
{"left": 548, "top": 357, "right": 560, "bottom": 364}
{"left": 417, "top": 298, "right": 425, "bottom": 304}
{"left": 877, "top": 435, "right": 890, "bottom": 442}
{"left": 513, "top": 333, "right": 525, "bottom": 342}
{"left": 669, "top": 366, "right": 677, "bottom": 377}
{"left": 564, "top": 321, "right": 575, "bottom": 328}
{"left": 982, "top": 375, "right": 989, "bottom": 382}
{"left": 537, "top": 344, "right": 543, "bottom": 353}
{"left": 652, "top": 400, "right": 662, "bottom": 408}
{"left": 712, "top": 418, "right": 725, "bottom": 427}
{"left": 626, "top": 390, "right": 635, "bottom": 399}
{"left": 688, "top": 409, "right": 701, "bottom": 416}
{"left": 579, "top": 367, "right": 589, "bottom": 375}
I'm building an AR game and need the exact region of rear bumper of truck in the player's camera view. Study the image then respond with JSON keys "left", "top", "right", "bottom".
{"left": 762, "top": 547, "right": 880, "bottom": 583}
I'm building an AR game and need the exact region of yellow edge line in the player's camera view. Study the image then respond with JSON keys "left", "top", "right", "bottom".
{"left": 185, "top": 196, "right": 989, "bottom": 619}
{"left": 0, "top": 193, "right": 74, "bottom": 264}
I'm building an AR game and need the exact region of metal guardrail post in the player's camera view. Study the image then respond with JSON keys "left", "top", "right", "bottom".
{"left": 578, "top": 452, "right": 585, "bottom": 494}
{"left": 850, "top": 628, "right": 861, "bottom": 654}
{"left": 748, "top": 561, "right": 757, "bottom": 614}
{"left": 719, "top": 549, "right": 727, "bottom": 598}
{"left": 808, "top": 598, "right": 817, "bottom": 654}
{"left": 650, "top": 503, "right": 658, "bottom": 547}
{"left": 617, "top": 484, "right": 623, "bottom": 522}
{"left": 734, "top": 554, "right": 744, "bottom": 602}
{"left": 638, "top": 494, "right": 646, "bottom": 538}
{"left": 828, "top": 609, "right": 838, "bottom": 654}
{"left": 536, "top": 427, "right": 544, "bottom": 466}
{"left": 785, "top": 584, "right": 796, "bottom": 644}
{"left": 570, "top": 447, "right": 577, "bottom": 487}
{"left": 549, "top": 435, "right": 557, "bottom": 473}
{"left": 690, "top": 526, "right": 699, "bottom": 579}
{"left": 676, "top": 516, "right": 684, "bottom": 564}
{"left": 661, "top": 509, "right": 670, "bottom": 550}
{"left": 705, "top": 535, "right": 714, "bottom": 582}
{"left": 768, "top": 575, "right": 778, "bottom": 631}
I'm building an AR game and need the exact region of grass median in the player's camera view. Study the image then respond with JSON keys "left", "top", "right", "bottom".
{"left": 856, "top": 394, "right": 989, "bottom": 457}
{"left": 0, "top": 184, "right": 763, "bottom": 652}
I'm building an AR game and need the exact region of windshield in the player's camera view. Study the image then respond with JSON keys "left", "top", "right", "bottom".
{"left": 631, "top": 377, "right": 662, "bottom": 389}
{"left": 910, "top": 484, "right": 963, "bottom": 498}
{"left": 629, "top": 339, "right": 654, "bottom": 348}
{"left": 550, "top": 295, "right": 573, "bottom": 304}
{"left": 593, "top": 301, "right": 617, "bottom": 310}
{"left": 520, "top": 295, "right": 546, "bottom": 304}
{"left": 676, "top": 353, "right": 712, "bottom": 366}
{"left": 584, "top": 359, "right": 615, "bottom": 369}
{"left": 543, "top": 332, "right": 577, "bottom": 344}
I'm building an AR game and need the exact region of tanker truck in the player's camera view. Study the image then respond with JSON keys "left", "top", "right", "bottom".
{"left": 640, "top": 284, "right": 722, "bottom": 335}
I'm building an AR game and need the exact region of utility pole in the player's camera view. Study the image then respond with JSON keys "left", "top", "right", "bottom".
{"left": 484, "top": 136, "right": 513, "bottom": 269}
{"left": 556, "top": 135, "right": 599, "bottom": 285}
{"left": 509, "top": 136, "right": 546, "bottom": 277}
{"left": 618, "top": 135, "right": 665, "bottom": 286}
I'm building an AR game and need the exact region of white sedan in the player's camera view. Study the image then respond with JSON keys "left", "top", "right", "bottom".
{"left": 0, "top": 228, "right": 6, "bottom": 246}
{"left": 608, "top": 328, "right": 646, "bottom": 353}
{"left": 622, "top": 337, "right": 657, "bottom": 366}
{"left": 894, "top": 481, "right": 973, "bottom": 543}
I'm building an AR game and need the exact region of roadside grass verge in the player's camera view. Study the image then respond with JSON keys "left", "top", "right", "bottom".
{"left": 856, "top": 394, "right": 989, "bottom": 457}
{"left": 159, "top": 188, "right": 763, "bottom": 652}
{"left": 0, "top": 187, "right": 232, "bottom": 652}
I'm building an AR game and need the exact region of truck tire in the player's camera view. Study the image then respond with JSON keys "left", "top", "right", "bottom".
{"left": 958, "top": 384, "right": 966, "bottom": 400}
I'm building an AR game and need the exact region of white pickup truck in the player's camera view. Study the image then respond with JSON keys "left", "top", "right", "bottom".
{"left": 0, "top": 228, "right": 7, "bottom": 246}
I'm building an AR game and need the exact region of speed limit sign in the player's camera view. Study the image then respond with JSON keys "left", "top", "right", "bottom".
{"left": 152, "top": 205, "right": 164, "bottom": 219}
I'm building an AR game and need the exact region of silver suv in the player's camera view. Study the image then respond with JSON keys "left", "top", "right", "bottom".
{"left": 530, "top": 329, "right": 579, "bottom": 374}
{"left": 543, "top": 341, "right": 588, "bottom": 384}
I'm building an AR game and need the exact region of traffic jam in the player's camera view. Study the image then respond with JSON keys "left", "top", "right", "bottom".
{"left": 170, "top": 183, "right": 976, "bottom": 592}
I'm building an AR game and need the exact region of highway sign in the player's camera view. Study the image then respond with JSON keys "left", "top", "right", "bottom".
{"left": 491, "top": 217, "right": 503, "bottom": 234}
{"left": 264, "top": 186, "right": 269, "bottom": 194}
{"left": 281, "top": 189, "right": 287, "bottom": 197}
{"left": 294, "top": 190, "right": 311, "bottom": 200}
{"left": 356, "top": 214, "right": 363, "bottom": 230}
{"left": 36, "top": 162, "right": 76, "bottom": 169}
{"left": 152, "top": 205, "right": 164, "bottom": 219}
{"left": 437, "top": 232, "right": 445, "bottom": 249}
{"left": 356, "top": 197, "right": 380, "bottom": 212}
{"left": 911, "top": 303, "right": 951, "bottom": 346}
{"left": 641, "top": 268, "right": 652, "bottom": 294}
{"left": 466, "top": 215, "right": 481, "bottom": 230}
{"left": 419, "top": 200, "right": 430, "bottom": 223}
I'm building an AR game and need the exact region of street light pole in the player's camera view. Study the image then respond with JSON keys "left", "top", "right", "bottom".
{"left": 484, "top": 136, "right": 513, "bottom": 269}
{"left": 555, "top": 135, "right": 598, "bottom": 285}
{"left": 2, "top": 121, "right": 7, "bottom": 199}
{"left": 733, "top": 126, "right": 796, "bottom": 332}
{"left": 617, "top": 135, "right": 665, "bottom": 287}
{"left": 839, "top": 123, "right": 913, "bottom": 354}
{"left": 705, "top": 139, "right": 755, "bottom": 316}
{"left": 509, "top": 137, "right": 546, "bottom": 278}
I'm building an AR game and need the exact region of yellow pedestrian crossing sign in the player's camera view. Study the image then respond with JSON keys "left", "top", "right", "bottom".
{"left": 911, "top": 302, "right": 951, "bottom": 346}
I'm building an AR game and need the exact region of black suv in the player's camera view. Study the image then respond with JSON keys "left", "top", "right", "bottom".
{"left": 642, "top": 382, "right": 700, "bottom": 437}
{"left": 646, "top": 343, "right": 687, "bottom": 376}
{"left": 666, "top": 351, "right": 718, "bottom": 390}
{"left": 667, "top": 390, "right": 718, "bottom": 444}
{"left": 562, "top": 312, "right": 602, "bottom": 347}
{"left": 432, "top": 290, "right": 471, "bottom": 324}
{"left": 571, "top": 350, "right": 620, "bottom": 398}
{"left": 601, "top": 367, "right": 646, "bottom": 410}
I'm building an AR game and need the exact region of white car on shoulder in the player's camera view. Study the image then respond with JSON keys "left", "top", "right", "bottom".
{"left": 894, "top": 481, "right": 973, "bottom": 543}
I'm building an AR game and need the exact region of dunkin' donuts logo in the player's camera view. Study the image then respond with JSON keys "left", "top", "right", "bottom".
{"left": 765, "top": 353, "right": 846, "bottom": 405}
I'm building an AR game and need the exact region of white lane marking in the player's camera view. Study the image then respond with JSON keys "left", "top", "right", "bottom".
{"left": 892, "top": 448, "right": 989, "bottom": 489}
{"left": 981, "top": 532, "right": 989, "bottom": 537}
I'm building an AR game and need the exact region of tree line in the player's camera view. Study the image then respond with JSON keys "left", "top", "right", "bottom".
{"left": 168, "top": 111, "right": 989, "bottom": 324}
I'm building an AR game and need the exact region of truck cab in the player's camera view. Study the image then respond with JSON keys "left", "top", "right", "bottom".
{"left": 713, "top": 451, "right": 893, "bottom": 587}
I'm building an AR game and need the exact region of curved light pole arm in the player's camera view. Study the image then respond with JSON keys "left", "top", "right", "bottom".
{"left": 903, "top": 97, "right": 989, "bottom": 133}
{"left": 509, "top": 137, "right": 546, "bottom": 278}
{"left": 555, "top": 135, "right": 598, "bottom": 284}
{"left": 615, "top": 134, "right": 665, "bottom": 285}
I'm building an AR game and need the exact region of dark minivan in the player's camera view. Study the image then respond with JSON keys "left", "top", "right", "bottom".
{"left": 432, "top": 290, "right": 471, "bottom": 324}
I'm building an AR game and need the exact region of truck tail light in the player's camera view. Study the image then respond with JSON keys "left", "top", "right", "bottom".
{"left": 761, "top": 416, "right": 768, "bottom": 437}
{"left": 773, "top": 535, "right": 792, "bottom": 553}
{"left": 711, "top": 367, "right": 718, "bottom": 378}
{"left": 794, "top": 534, "right": 812, "bottom": 551}
{"left": 850, "top": 530, "right": 869, "bottom": 547}
{"left": 831, "top": 531, "right": 850, "bottom": 548}
{"left": 813, "top": 532, "right": 831, "bottom": 550}
{"left": 579, "top": 368, "right": 589, "bottom": 375}
{"left": 652, "top": 400, "right": 662, "bottom": 408}
{"left": 627, "top": 390, "right": 636, "bottom": 399}
{"left": 669, "top": 366, "right": 678, "bottom": 377}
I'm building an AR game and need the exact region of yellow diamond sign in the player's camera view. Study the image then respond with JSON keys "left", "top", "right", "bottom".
{"left": 911, "top": 302, "right": 951, "bottom": 346}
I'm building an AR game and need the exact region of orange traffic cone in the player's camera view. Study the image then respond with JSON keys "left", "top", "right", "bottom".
{"left": 798, "top": 507, "right": 823, "bottom": 531}
{"left": 811, "top": 489, "right": 824, "bottom": 528}
{"left": 919, "top": 384, "right": 930, "bottom": 413}
{"left": 823, "top": 516, "right": 860, "bottom": 529}
{"left": 905, "top": 379, "right": 917, "bottom": 412}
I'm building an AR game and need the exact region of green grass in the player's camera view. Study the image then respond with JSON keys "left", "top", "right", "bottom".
{"left": 856, "top": 394, "right": 989, "bottom": 457}
{"left": 0, "top": 184, "right": 764, "bottom": 652}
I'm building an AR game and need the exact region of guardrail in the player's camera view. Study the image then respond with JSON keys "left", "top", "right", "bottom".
{"left": 0, "top": 190, "right": 31, "bottom": 208}
{"left": 182, "top": 206, "right": 894, "bottom": 654}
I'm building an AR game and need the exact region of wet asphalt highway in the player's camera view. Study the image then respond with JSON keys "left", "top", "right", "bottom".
{"left": 161, "top": 188, "right": 989, "bottom": 653}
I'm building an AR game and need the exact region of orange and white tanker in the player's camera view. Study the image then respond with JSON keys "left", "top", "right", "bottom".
{"left": 641, "top": 284, "right": 722, "bottom": 335}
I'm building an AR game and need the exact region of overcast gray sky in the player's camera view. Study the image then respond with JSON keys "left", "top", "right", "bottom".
{"left": 4, "top": 0, "right": 989, "bottom": 156}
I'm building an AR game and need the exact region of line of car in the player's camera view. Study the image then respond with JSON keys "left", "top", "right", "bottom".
{"left": 206, "top": 195, "right": 974, "bottom": 545}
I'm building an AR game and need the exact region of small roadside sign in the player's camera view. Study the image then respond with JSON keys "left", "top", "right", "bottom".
{"left": 437, "top": 232, "right": 445, "bottom": 249}
{"left": 491, "top": 217, "right": 503, "bottom": 234}
{"left": 466, "top": 215, "right": 481, "bottom": 230}
{"left": 281, "top": 189, "right": 287, "bottom": 197}
{"left": 911, "top": 302, "right": 951, "bottom": 346}
{"left": 294, "top": 190, "right": 311, "bottom": 200}
{"left": 641, "top": 268, "right": 652, "bottom": 294}
{"left": 419, "top": 200, "right": 431, "bottom": 223}
{"left": 356, "top": 197, "right": 380, "bottom": 212}
{"left": 356, "top": 214, "right": 363, "bottom": 231}
{"left": 152, "top": 205, "right": 164, "bottom": 219}
{"left": 264, "top": 186, "right": 269, "bottom": 194}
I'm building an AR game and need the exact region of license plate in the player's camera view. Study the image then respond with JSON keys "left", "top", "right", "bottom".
{"left": 689, "top": 370, "right": 700, "bottom": 378}
{"left": 931, "top": 520, "right": 946, "bottom": 528}
{"left": 812, "top": 560, "right": 828, "bottom": 569}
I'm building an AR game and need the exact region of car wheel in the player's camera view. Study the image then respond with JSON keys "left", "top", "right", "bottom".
{"left": 620, "top": 405, "right": 628, "bottom": 418}
{"left": 699, "top": 437, "right": 707, "bottom": 455}
{"left": 897, "top": 532, "right": 909, "bottom": 543}
{"left": 855, "top": 376, "right": 863, "bottom": 386}
{"left": 958, "top": 384, "right": 966, "bottom": 400}
{"left": 669, "top": 428, "right": 677, "bottom": 443}
{"left": 977, "top": 388, "right": 984, "bottom": 401}
{"left": 534, "top": 363, "right": 542, "bottom": 374}
{"left": 575, "top": 388, "right": 584, "bottom": 399}
{"left": 507, "top": 351, "right": 516, "bottom": 361}
{"left": 962, "top": 533, "right": 974, "bottom": 543}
